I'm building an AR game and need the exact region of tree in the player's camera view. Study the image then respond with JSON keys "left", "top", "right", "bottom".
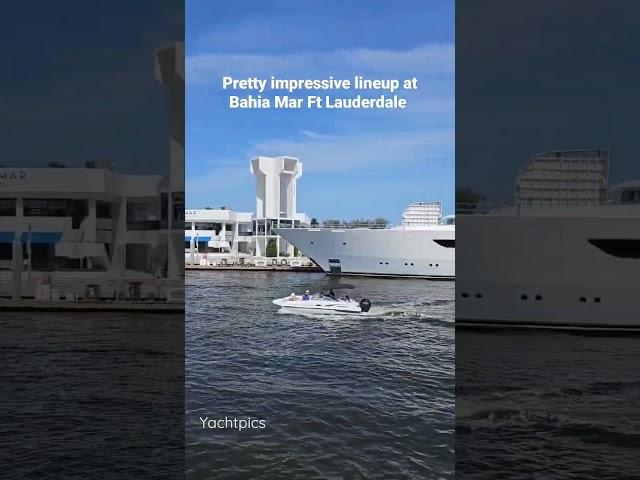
{"left": 456, "top": 187, "right": 486, "bottom": 213}
{"left": 310, "top": 217, "right": 319, "bottom": 227}
{"left": 265, "top": 239, "right": 277, "bottom": 257}
{"left": 456, "top": 187, "right": 485, "bottom": 204}
{"left": 323, "top": 218, "right": 342, "bottom": 227}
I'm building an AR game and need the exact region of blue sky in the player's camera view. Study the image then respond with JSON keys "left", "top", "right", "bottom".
{"left": 186, "top": 0, "right": 454, "bottom": 223}
{"left": 1, "top": 1, "right": 182, "bottom": 174}
{"left": 457, "top": 0, "right": 640, "bottom": 202}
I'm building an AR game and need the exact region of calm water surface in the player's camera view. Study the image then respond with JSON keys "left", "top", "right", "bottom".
{"left": 456, "top": 329, "right": 640, "bottom": 479}
{"left": 186, "top": 271, "right": 454, "bottom": 480}
{"left": 0, "top": 312, "right": 184, "bottom": 479}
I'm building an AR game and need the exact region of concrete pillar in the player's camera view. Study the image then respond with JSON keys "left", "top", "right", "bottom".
{"left": 109, "top": 197, "right": 127, "bottom": 273}
{"left": 12, "top": 235, "right": 22, "bottom": 300}
{"left": 87, "top": 199, "right": 97, "bottom": 242}
{"left": 16, "top": 197, "right": 23, "bottom": 218}
{"left": 232, "top": 221, "right": 239, "bottom": 254}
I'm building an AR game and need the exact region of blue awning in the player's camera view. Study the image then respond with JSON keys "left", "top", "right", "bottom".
{"left": 0, "top": 232, "right": 64, "bottom": 244}
{"left": 20, "top": 232, "right": 63, "bottom": 244}
{"left": 185, "top": 235, "right": 211, "bottom": 242}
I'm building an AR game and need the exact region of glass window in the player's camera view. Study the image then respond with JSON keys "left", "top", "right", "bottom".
{"left": 96, "top": 201, "right": 112, "bottom": 219}
{"left": 0, "top": 198, "right": 16, "bottom": 216}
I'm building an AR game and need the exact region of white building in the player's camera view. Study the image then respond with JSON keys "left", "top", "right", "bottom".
{"left": 514, "top": 149, "right": 609, "bottom": 207}
{"left": 402, "top": 202, "right": 442, "bottom": 227}
{"left": 0, "top": 163, "right": 182, "bottom": 299}
{"left": 185, "top": 156, "right": 310, "bottom": 264}
{"left": 0, "top": 42, "right": 184, "bottom": 302}
{"left": 185, "top": 207, "right": 254, "bottom": 258}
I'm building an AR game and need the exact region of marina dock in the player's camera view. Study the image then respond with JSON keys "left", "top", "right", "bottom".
{"left": 0, "top": 299, "right": 184, "bottom": 313}
{"left": 185, "top": 264, "right": 322, "bottom": 272}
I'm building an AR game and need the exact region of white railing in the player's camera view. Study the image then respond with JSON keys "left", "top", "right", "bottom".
{"left": 311, "top": 222, "right": 390, "bottom": 229}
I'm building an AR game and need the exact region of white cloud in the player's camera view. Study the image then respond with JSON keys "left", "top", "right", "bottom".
{"left": 186, "top": 43, "right": 454, "bottom": 86}
{"left": 186, "top": 129, "right": 454, "bottom": 209}
{"left": 299, "top": 130, "right": 331, "bottom": 140}
{"left": 249, "top": 129, "right": 454, "bottom": 173}
{"left": 186, "top": 163, "right": 251, "bottom": 205}
{"left": 185, "top": 43, "right": 455, "bottom": 207}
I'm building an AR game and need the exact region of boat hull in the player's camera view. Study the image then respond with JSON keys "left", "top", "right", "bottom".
{"left": 457, "top": 211, "right": 640, "bottom": 328}
{"left": 273, "top": 297, "right": 363, "bottom": 314}
{"left": 274, "top": 227, "right": 455, "bottom": 279}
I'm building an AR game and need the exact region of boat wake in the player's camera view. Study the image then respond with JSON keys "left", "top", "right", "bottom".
{"left": 276, "top": 300, "right": 454, "bottom": 324}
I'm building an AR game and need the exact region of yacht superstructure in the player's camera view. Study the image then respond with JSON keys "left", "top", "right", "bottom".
{"left": 457, "top": 149, "right": 640, "bottom": 328}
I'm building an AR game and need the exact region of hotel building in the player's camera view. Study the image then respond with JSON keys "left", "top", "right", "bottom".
{"left": 402, "top": 202, "right": 443, "bottom": 227}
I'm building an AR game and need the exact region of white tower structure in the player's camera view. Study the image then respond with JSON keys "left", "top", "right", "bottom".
{"left": 154, "top": 41, "right": 184, "bottom": 281}
{"left": 250, "top": 156, "right": 304, "bottom": 257}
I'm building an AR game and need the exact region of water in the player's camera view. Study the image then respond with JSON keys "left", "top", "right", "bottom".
{"left": 0, "top": 312, "right": 184, "bottom": 479}
{"left": 456, "top": 329, "right": 640, "bottom": 479}
{"left": 186, "top": 271, "right": 454, "bottom": 479}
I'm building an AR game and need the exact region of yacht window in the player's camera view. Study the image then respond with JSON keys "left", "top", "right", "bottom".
{"left": 434, "top": 239, "right": 455, "bottom": 248}
{"left": 0, "top": 199, "right": 16, "bottom": 216}
{"left": 588, "top": 239, "right": 640, "bottom": 258}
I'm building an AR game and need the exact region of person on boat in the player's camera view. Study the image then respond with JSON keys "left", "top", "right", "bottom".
{"left": 303, "top": 289, "right": 310, "bottom": 300}
{"left": 345, "top": 294, "right": 350, "bottom": 301}
{"left": 328, "top": 288, "right": 336, "bottom": 299}
{"left": 289, "top": 292, "right": 297, "bottom": 301}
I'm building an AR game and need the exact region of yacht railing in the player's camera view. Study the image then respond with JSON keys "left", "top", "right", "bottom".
{"left": 311, "top": 223, "right": 391, "bottom": 229}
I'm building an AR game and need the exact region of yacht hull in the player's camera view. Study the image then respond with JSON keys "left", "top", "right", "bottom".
{"left": 457, "top": 211, "right": 640, "bottom": 328}
{"left": 274, "top": 227, "right": 455, "bottom": 279}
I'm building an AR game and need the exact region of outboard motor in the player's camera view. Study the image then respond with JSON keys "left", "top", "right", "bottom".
{"left": 359, "top": 299, "right": 371, "bottom": 312}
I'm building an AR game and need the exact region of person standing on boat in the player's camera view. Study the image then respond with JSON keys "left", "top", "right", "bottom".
{"left": 303, "top": 290, "right": 310, "bottom": 300}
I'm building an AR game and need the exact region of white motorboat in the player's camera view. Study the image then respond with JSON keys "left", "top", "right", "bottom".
{"left": 273, "top": 291, "right": 372, "bottom": 314}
